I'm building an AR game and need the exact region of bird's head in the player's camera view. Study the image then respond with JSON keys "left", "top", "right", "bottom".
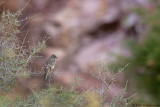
{"left": 51, "top": 54, "right": 58, "bottom": 59}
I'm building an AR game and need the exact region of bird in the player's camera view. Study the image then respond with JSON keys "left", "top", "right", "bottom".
{"left": 44, "top": 54, "right": 57, "bottom": 80}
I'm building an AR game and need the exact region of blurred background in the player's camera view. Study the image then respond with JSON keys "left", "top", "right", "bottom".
{"left": 0, "top": 0, "right": 160, "bottom": 106}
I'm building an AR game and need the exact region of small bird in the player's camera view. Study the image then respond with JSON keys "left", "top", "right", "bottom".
{"left": 44, "top": 54, "right": 57, "bottom": 80}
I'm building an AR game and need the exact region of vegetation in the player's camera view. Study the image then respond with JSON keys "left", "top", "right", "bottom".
{"left": 110, "top": 6, "right": 160, "bottom": 104}
{"left": 0, "top": 10, "right": 133, "bottom": 107}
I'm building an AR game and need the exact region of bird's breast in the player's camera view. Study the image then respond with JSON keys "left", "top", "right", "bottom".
{"left": 51, "top": 65, "right": 55, "bottom": 70}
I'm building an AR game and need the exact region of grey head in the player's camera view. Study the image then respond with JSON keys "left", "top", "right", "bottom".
{"left": 50, "top": 54, "right": 58, "bottom": 59}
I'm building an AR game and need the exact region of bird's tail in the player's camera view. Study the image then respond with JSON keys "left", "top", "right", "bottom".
{"left": 44, "top": 73, "right": 48, "bottom": 80}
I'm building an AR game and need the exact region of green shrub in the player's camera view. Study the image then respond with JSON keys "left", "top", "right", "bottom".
{"left": 110, "top": 6, "right": 160, "bottom": 104}
{"left": 0, "top": 10, "right": 45, "bottom": 91}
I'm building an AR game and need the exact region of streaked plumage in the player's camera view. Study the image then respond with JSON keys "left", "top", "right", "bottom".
{"left": 44, "top": 54, "right": 57, "bottom": 80}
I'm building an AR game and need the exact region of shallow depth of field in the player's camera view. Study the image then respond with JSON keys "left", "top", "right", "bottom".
{"left": 0, "top": 0, "right": 160, "bottom": 107}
